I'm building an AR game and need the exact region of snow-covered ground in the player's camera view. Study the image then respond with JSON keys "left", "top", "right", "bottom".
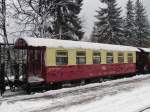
{"left": 56, "top": 84, "right": 150, "bottom": 112}
{"left": 1, "top": 75, "right": 150, "bottom": 112}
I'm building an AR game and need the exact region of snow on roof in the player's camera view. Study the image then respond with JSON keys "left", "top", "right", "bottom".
{"left": 15, "top": 37, "right": 140, "bottom": 52}
{"left": 140, "top": 48, "right": 150, "bottom": 52}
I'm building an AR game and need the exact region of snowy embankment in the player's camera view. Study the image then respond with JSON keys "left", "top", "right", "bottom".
{"left": 56, "top": 83, "right": 150, "bottom": 112}
{"left": 1, "top": 75, "right": 150, "bottom": 112}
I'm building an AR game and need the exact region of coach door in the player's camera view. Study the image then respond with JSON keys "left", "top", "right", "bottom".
{"left": 28, "top": 48, "right": 45, "bottom": 78}
{"left": 136, "top": 51, "right": 149, "bottom": 73}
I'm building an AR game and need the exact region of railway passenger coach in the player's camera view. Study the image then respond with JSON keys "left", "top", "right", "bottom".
{"left": 14, "top": 37, "right": 139, "bottom": 91}
{"left": 136, "top": 48, "right": 150, "bottom": 73}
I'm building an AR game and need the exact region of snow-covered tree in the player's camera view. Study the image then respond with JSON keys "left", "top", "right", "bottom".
{"left": 0, "top": 0, "right": 17, "bottom": 92}
{"left": 11, "top": 0, "right": 55, "bottom": 38}
{"left": 0, "top": 0, "right": 8, "bottom": 42}
{"left": 135, "top": 0, "right": 150, "bottom": 47}
{"left": 91, "top": 26, "right": 98, "bottom": 42}
{"left": 11, "top": 0, "right": 84, "bottom": 40}
{"left": 52, "top": 0, "right": 84, "bottom": 40}
{"left": 124, "top": 0, "right": 136, "bottom": 46}
{"left": 91, "top": 0, "right": 124, "bottom": 45}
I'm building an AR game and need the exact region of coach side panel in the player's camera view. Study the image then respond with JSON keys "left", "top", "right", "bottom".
{"left": 44, "top": 48, "right": 136, "bottom": 83}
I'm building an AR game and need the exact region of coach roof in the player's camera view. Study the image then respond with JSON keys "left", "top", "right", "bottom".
{"left": 139, "top": 48, "right": 150, "bottom": 52}
{"left": 15, "top": 37, "right": 140, "bottom": 52}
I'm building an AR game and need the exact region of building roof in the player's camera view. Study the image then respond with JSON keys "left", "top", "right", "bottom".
{"left": 15, "top": 37, "right": 140, "bottom": 52}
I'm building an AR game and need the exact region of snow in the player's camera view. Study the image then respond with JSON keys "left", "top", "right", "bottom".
{"left": 140, "top": 48, "right": 150, "bottom": 52}
{"left": 144, "top": 109, "right": 150, "bottom": 112}
{"left": 1, "top": 75, "right": 150, "bottom": 112}
{"left": 57, "top": 86, "right": 150, "bottom": 112}
{"left": 0, "top": 36, "right": 4, "bottom": 44}
{"left": 28, "top": 76, "right": 44, "bottom": 83}
{"left": 57, "top": 87, "right": 150, "bottom": 112}
{"left": 0, "top": 35, "right": 14, "bottom": 44}
{"left": 15, "top": 37, "right": 140, "bottom": 52}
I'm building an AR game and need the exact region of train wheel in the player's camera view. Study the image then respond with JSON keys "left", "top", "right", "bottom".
{"left": 0, "top": 90, "right": 4, "bottom": 96}
{"left": 99, "top": 78, "right": 104, "bottom": 83}
{"left": 25, "top": 84, "right": 31, "bottom": 94}
{"left": 51, "top": 83, "right": 62, "bottom": 90}
{"left": 80, "top": 80, "right": 85, "bottom": 85}
{"left": 10, "top": 86, "right": 16, "bottom": 92}
{"left": 71, "top": 80, "right": 82, "bottom": 86}
{"left": 85, "top": 79, "right": 91, "bottom": 84}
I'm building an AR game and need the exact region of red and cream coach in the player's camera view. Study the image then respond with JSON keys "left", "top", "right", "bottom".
{"left": 14, "top": 37, "right": 140, "bottom": 91}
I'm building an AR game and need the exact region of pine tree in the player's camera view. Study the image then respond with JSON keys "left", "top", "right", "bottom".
{"left": 124, "top": 0, "right": 136, "bottom": 46}
{"left": 91, "top": 26, "right": 98, "bottom": 42}
{"left": 135, "top": 0, "right": 150, "bottom": 47}
{"left": 11, "top": 0, "right": 84, "bottom": 40}
{"left": 91, "top": 0, "right": 124, "bottom": 44}
{"left": 51, "top": 0, "right": 84, "bottom": 40}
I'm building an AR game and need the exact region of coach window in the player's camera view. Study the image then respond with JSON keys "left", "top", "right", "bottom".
{"left": 56, "top": 51, "right": 68, "bottom": 65}
{"left": 93, "top": 51, "right": 101, "bottom": 64}
{"left": 128, "top": 53, "right": 133, "bottom": 63}
{"left": 107, "top": 52, "right": 113, "bottom": 64}
{"left": 76, "top": 51, "right": 86, "bottom": 64}
{"left": 118, "top": 52, "right": 124, "bottom": 63}
{"left": 34, "top": 50, "right": 39, "bottom": 60}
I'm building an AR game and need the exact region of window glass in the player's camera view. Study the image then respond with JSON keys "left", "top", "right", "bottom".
{"left": 128, "top": 53, "right": 133, "bottom": 63}
{"left": 76, "top": 51, "right": 86, "bottom": 64}
{"left": 56, "top": 51, "right": 68, "bottom": 65}
{"left": 93, "top": 51, "right": 101, "bottom": 64}
{"left": 34, "top": 50, "right": 39, "bottom": 60}
{"left": 118, "top": 52, "right": 124, "bottom": 63}
{"left": 107, "top": 52, "right": 113, "bottom": 64}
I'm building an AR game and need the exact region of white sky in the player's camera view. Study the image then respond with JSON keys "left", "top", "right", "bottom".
{"left": 81, "top": 0, "right": 150, "bottom": 38}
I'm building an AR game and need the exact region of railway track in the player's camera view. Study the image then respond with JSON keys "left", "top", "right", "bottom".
{"left": 0, "top": 75, "right": 150, "bottom": 106}
{"left": 34, "top": 75, "right": 150, "bottom": 112}
{"left": 138, "top": 106, "right": 150, "bottom": 112}
{"left": 37, "top": 78, "right": 150, "bottom": 112}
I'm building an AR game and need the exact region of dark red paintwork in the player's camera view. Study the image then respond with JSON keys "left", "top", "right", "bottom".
{"left": 27, "top": 48, "right": 45, "bottom": 77}
{"left": 15, "top": 38, "right": 46, "bottom": 78}
{"left": 136, "top": 49, "right": 150, "bottom": 73}
{"left": 44, "top": 63, "right": 136, "bottom": 83}
{"left": 15, "top": 39, "right": 28, "bottom": 49}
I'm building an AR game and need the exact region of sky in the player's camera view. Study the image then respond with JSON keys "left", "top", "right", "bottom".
{"left": 81, "top": 0, "right": 150, "bottom": 39}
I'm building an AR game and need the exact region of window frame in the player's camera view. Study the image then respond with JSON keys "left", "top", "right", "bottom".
{"left": 56, "top": 50, "right": 68, "bottom": 65}
{"left": 93, "top": 51, "right": 101, "bottom": 64}
{"left": 118, "top": 52, "right": 124, "bottom": 63}
{"left": 106, "top": 52, "right": 114, "bottom": 64}
{"left": 76, "top": 51, "right": 86, "bottom": 64}
{"left": 128, "top": 52, "right": 133, "bottom": 63}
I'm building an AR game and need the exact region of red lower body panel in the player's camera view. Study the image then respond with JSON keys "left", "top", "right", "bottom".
{"left": 44, "top": 63, "right": 136, "bottom": 83}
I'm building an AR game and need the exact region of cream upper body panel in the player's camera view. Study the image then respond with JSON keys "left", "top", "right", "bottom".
{"left": 45, "top": 47, "right": 136, "bottom": 66}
